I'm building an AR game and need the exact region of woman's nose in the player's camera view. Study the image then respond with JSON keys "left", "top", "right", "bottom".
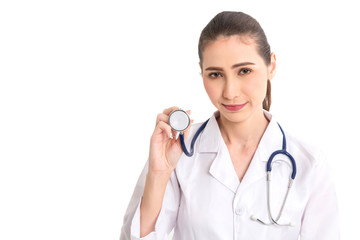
{"left": 222, "top": 77, "right": 239, "bottom": 100}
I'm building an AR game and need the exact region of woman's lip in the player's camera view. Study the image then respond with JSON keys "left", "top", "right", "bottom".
{"left": 222, "top": 103, "right": 247, "bottom": 111}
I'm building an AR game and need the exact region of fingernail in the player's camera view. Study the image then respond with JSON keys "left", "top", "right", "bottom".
{"left": 170, "top": 132, "right": 173, "bottom": 139}
{"left": 175, "top": 132, "right": 180, "bottom": 140}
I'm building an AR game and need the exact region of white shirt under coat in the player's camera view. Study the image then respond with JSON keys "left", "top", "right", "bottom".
{"left": 120, "top": 110, "right": 340, "bottom": 240}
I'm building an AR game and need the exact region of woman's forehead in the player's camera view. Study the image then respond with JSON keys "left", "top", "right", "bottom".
{"left": 202, "top": 35, "right": 262, "bottom": 67}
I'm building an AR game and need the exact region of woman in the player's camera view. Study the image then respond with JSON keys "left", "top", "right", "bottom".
{"left": 120, "top": 11, "right": 339, "bottom": 240}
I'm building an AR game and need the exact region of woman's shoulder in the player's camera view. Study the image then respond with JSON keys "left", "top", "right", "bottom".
{"left": 186, "top": 119, "right": 210, "bottom": 141}
{"left": 284, "top": 128, "right": 328, "bottom": 169}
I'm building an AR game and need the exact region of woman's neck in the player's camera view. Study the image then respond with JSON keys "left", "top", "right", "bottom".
{"left": 216, "top": 110, "right": 269, "bottom": 149}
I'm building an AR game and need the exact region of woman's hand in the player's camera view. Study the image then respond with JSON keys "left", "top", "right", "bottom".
{"left": 148, "top": 106, "right": 193, "bottom": 174}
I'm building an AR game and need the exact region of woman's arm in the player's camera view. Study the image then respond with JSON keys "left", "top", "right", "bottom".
{"left": 119, "top": 160, "right": 180, "bottom": 240}
{"left": 121, "top": 106, "right": 192, "bottom": 240}
{"left": 300, "top": 156, "right": 340, "bottom": 239}
{"left": 140, "top": 170, "right": 171, "bottom": 237}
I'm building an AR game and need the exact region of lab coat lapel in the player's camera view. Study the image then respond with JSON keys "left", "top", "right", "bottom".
{"left": 209, "top": 141, "right": 240, "bottom": 193}
{"left": 237, "top": 111, "right": 285, "bottom": 193}
{"left": 198, "top": 111, "right": 240, "bottom": 193}
{"left": 197, "top": 110, "right": 285, "bottom": 194}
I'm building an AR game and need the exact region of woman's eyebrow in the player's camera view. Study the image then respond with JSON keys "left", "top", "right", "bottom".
{"left": 205, "top": 62, "right": 255, "bottom": 71}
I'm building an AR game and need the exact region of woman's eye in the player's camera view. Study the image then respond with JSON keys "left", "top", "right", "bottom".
{"left": 209, "top": 72, "right": 222, "bottom": 78}
{"left": 239, "top": 68, "right": 252, "bottom": 75}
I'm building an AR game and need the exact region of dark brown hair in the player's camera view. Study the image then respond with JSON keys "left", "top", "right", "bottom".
{"left": 198, "top": 11, "right": 272, "bottom": 111}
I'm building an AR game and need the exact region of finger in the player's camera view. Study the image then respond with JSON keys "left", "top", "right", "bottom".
{"left": 171, "top": 129, "right": 178, "bottom": 141}
{"left": 154, "top": 120, "right": 173, "bottom": 139}
{"left": 155, "top": 113, "right": 170, "bottom": 127}
{"left": 162, "top": 106, "right": 179, "bottom": 116}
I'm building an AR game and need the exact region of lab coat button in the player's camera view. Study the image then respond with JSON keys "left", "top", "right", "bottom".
{"left": 235, "top": 208, "right": 245, "bottom": 216}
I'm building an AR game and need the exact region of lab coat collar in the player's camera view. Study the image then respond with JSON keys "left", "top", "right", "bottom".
{"left": 198, "top": 110, "right": 284, "bottom": 193}
{"left": 198, "top": 110, "right": 283, "bottom": 157}
{"left": 197, "top": 110, "right": 222, "bottom": 153}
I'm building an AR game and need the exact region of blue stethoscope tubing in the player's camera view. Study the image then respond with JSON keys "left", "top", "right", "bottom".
{"left": 179, "top": 118, "right": 210, "bottom": 157}
{"left": 179, "top": 117, "right": 297, "bottom": 227}
{"left": 268, "top": 123, "right": 297, "bottom": 180}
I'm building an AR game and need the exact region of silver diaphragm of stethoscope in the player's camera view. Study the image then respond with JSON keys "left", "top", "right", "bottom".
{"left": 168, "top": 109, "right": 190, "bottom": 133}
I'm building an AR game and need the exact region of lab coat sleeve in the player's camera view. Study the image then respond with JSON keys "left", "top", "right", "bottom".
{"left": 120, "top": 159, "right": 180, "bottom": 240}
{"left": 300, "top": 154, "right": 340, "bottom": 240}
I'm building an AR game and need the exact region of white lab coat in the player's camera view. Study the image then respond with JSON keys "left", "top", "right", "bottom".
{"left": 120, "top": 110, "right": 340, "bottom": 240}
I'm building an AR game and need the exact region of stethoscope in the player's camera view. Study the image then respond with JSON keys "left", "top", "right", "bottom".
{"left": 168, "top": 109, "right": 297, "bottom": 227}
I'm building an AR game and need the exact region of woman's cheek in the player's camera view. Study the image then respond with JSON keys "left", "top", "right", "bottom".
{"left": 243, "top": 74, "right": 267, "bottom": 101}
{"left": 204, "top": 80, "right": 221, "bottom": 104}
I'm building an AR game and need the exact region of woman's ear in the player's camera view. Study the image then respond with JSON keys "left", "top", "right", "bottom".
{"left": 198, "top": 61, "right": 203, "bottom": 75}
{"left": 268, "top": 52, "right": 276, "bottom": 80}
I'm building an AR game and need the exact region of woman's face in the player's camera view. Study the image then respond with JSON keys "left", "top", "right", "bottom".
{"left": 200, "top": 35, "right": 276, "bottom": 124}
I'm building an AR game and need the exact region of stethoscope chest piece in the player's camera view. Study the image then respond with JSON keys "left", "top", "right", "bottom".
{"left": 168, "top": 109, "right": 190, "bottom": 132}
{"left": 168, "top": 109, "right": 209, "bottom": 157}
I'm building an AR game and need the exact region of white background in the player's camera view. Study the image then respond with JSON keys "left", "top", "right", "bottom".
{"left": 0, "top": 0, "right": 359, "bottom": 239}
